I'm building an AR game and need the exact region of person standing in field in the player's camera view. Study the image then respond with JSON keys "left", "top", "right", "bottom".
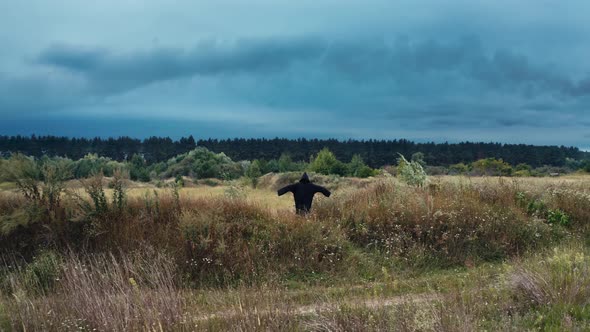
{"left": 277, "top": 172, "right": 331, "bottom": 214}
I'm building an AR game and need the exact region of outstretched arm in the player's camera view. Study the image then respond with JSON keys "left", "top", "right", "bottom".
{"left": 313, "top": 184, "right": 331, "bottom": 197}
{"left": 277, "top": 184, "right": 295, "bottom": 196}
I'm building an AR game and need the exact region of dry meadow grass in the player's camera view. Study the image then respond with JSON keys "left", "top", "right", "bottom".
{"left": 0, "top": 174, "right": 589, "bottom": 331}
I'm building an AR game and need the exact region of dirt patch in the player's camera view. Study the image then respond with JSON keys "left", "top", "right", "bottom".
{"left": 195, "top": 292, "right": 440, "bottom": 322}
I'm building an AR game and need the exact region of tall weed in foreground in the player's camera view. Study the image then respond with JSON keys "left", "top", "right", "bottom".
{"left": 2, "top": 248, "right": 184, "bottom": 331}
{"left": 510, "top": 245, "right": 590, "bottom": 308}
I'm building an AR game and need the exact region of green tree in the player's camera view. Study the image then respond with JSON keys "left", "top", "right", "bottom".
{"left": 347, "top": 154, "right": 376, "bottom": 178}
{"left": 278, "top": 153, "right": 295, "bottom": 172}
{"left": 310, "top": 148, "right": 346, "bottom": 176}
{"left": 449, "top": 163, "right": 469, "bottom": 174}
{"left": 129, "top": 154, "right": 151, "bottom": 182}
{"left": 264, "top": 159, "right": 280, "bottom": 173}
{"left": 246, "top": 159, "right": 262, "bottom": 187}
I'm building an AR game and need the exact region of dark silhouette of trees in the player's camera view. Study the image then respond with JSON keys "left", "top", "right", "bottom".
{"left": 0, "top": 135, "right": 586, "bottom": 168}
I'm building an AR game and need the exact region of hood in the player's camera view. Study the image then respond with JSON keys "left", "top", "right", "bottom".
{"left": 299, "top": 172, "right": 310, "bottom": 183}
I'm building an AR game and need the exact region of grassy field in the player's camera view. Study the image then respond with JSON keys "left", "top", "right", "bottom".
{"left": 0, "top": 173, "right": 589, "bottom": 331}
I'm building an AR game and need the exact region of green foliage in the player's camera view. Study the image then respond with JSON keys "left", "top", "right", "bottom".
{"left": 397, "top": 154, "right": 428, "bottom": 187}
{"left": 565, "top": 157, "right": 583, "bottom": 171}
{"left": 471, "top": 158, "right": 513, "bottom": 176}
{"left": 246, "top": 159, "right": 263, "bottom": 179}
{"left": 547, "top": 209, "right": 571, "bottom": 226}
{"left": 347, "top": 155, "right": 377, "bottom": 178}
{"left": 411, "top": 152, "right": 426, "bottom": 166}
{"left": 3, "top": 154, "right": 70, "bottom": 217}
{"left": 245, "top": 159, "right": 263, "bottom": 187}
{"left": 129, "top": 154, "right": 151, "bottom": 182}
{"left": 163, "top": 147, "right": 242, "bottom": 180}
{"left": 85, "top": 174, "right": 109, "bottom": 215}
{"left": 4, "top": 251, "right": 64, "bottom": 297}
{"left": 513, "top": 163, "right": 533, "bottom": 177}
{"left": 310, "top": 148, "right": 346, "bottom": 176}
{"left": 278, "top": 153, "right": 296, "bottom": 172}
{"left": 511, "top": 246, "right": 590, "bottom": 316}
{"left": 516, "top": 191, "right": 572, "bottom": 227}
{"left": 0, "top": 204, "right": 45, "bottom": 236}
{"left": 73, "top": 154, "right": 125, "bottom": 178}
{"left": 263, "top": 159, "right": 279, "bottom": 173}
{"left": 111, "top": 173, "right": 126, "bottom": 212}
{"left": 582, "top": 160, "right": 590, "bottom": 173}
{"left": 449, "top": 162, "right": 470, "bottom": 174}
{"left": 25, "top": 251, "right": 62, "bottom": 295}
{"left": 75, "top": 172, "right": 127, "bottom": 239}
{"left": 174, "top": 174, "right": 185, "bottom": 187}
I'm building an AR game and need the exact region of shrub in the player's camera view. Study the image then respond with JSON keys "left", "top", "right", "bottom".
{"left": 397, "top": 154, "right": 428, "bottom": 187}
{"left": 278, "top": 153, "right": 304, "bottom": 172}
{"left": 471, "top": 158, "right": 513, "bottom": 176}
{"left": 547, "top": 209, "right": 571, "bottom": 227}
{"left": 73, "top": 154, "right": 124, "bottom": 178}
{"left": 310, "top": 148, "right": 346, "bottom": 176}
{"left": 347, "top": 154, "right": 377, "bottom": 178}
{"left": 449, "top": 163, "right": 469, "bottom": 175}
{"left": 162, "top": 147, "right": 243, "bottom": 180}
{"left": 517, "top": 191, "right": 578, "bottom": 228}
{"left": 246, "top": 159, "right": 263, "bottom": 186}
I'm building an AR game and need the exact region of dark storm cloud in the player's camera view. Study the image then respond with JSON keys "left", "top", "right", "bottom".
{"left": 36, "top": 37, "right": 326, "bottom": 93}
{"left": 33, "top": 36, "right": 590, "bottom": 110}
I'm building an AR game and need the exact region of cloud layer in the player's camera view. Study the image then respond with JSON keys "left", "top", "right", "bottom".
{"left": 0, "top": 1, "right": 589, "bottom": 148}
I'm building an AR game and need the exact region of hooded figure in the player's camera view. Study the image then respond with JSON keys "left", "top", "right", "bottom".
{"left": 277, "top": 173, "right": 331, "bottom": 214}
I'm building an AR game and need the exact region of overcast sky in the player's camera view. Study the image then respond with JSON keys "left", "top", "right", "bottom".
{"left": 0, "top": 1, "right": 589, "bottom": 149}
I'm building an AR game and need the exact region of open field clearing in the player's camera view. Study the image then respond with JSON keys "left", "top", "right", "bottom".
{"left": 1, "top": 173, "right": 589, "bottom": 330}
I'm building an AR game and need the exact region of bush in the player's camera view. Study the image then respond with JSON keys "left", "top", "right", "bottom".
{"left": 449, "top": 163, "right": 469, "bottom": 175}
{"left": 310, "top": 148, "right": 346, "bottom": 176}
{"left": 245, "top": 159, "right": 263, "bottom": 186}
{"left": 547, "top": 209, "right": 571, "bottom": 227}
{"left": 397, "top": 154, "right": 428, "bottom": 187}
{"left": 278, "top": 153, "right": 304, "bottom": 172}
{"left": 73, "top": 154, "right": 125, "bottom": 178}
{"left": 347, "top": 155, "right": 378, "bottom": 178}
{"left": 162, "top": 147, "right": 243, "bottom": 180}
{"left": 471, "top": 158, "right": 513, "bottom": 176}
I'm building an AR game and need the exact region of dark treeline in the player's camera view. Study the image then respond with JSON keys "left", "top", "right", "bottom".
{"left": 0, "top": 135, "right": 196, "bottom": 163}
{"left": 198, "top": 138, "right": 586, "bottom": 168}
{"left": 0, "top": 135, "right": 586, "bottom": 167}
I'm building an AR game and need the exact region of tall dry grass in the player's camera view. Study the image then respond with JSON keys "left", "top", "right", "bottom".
{"left": 0, "top": 175, "right": 580, "bottom": 284}
{"left": 315, "top": 179, "right": 565, "bottom": 267}
{"left": 2, "top": 248, "right": 184, "bottom": 331}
